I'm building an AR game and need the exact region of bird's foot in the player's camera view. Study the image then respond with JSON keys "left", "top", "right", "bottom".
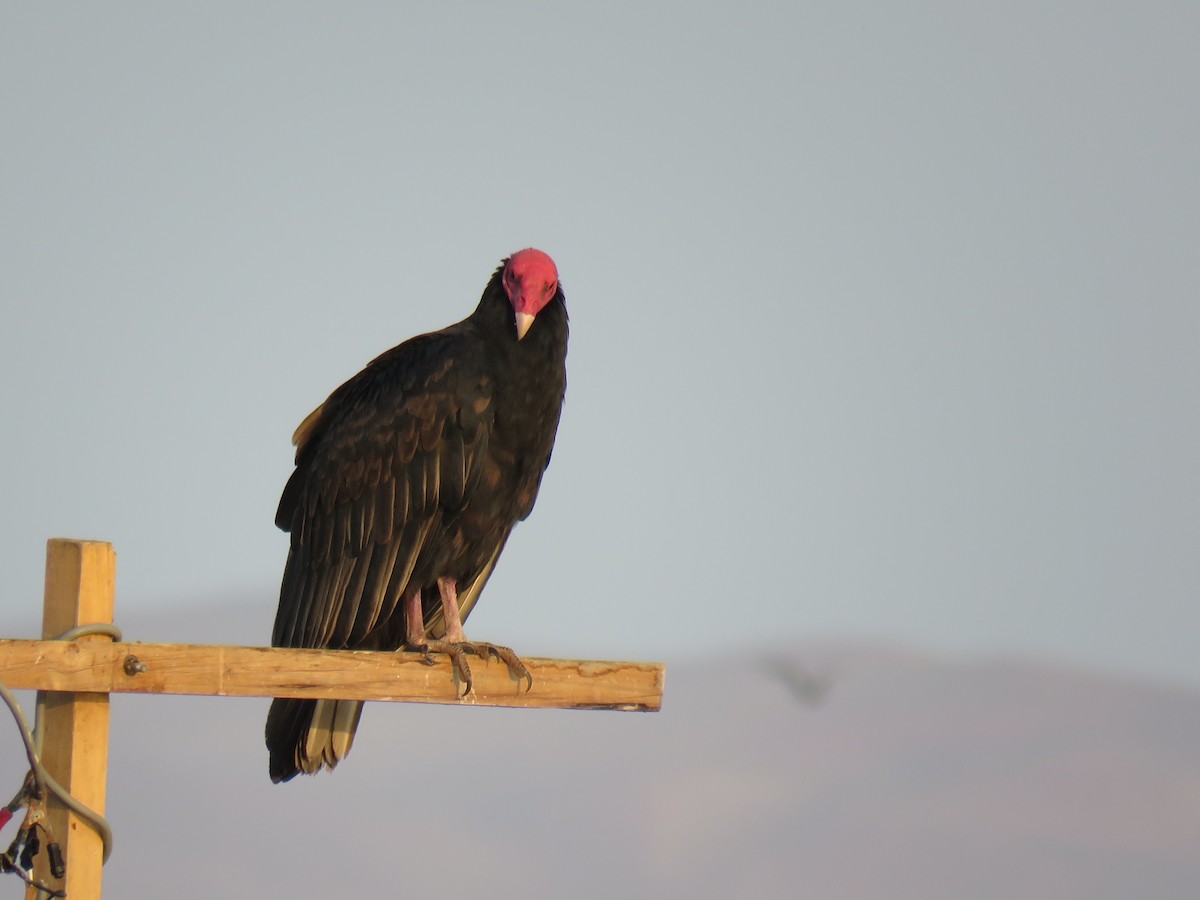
{"left": 413, "top": 640, "right": 533, "bottom": 697}
{"left": 470, "top": 641, "right": 534, "bottom": 694}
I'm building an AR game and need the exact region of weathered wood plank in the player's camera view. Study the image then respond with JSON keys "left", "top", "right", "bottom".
{"left": 30, "top": 539, "right": 116, "bottom": 900}
{"left": 0, "top": 639, "right": 665, "bottom": 712}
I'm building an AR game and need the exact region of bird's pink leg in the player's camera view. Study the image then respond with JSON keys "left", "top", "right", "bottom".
{"left": 404, "top": 590, "right": 427, "bottom": 646}
{"left": 418, "top": 577, "right": 532, "bottom": 696}
{"left": 437, "top": 576, "right": 467, "bottom": 643}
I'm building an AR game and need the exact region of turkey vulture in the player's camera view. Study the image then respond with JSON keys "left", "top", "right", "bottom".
{"left": 265, "top": 248, "right": 568, "bottom": 783}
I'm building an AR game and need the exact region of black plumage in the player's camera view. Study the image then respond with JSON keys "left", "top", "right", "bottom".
{"left": 266, "top": 249, "right": 568, "bottom": 782}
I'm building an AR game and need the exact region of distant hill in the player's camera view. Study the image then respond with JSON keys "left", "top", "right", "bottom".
{"left": 2, "top": 600, "right": 1198, "bottom": 899}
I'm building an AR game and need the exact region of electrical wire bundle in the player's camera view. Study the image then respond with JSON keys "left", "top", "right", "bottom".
{"left": 0, "top": 625, "right": 120, "bottom": 897}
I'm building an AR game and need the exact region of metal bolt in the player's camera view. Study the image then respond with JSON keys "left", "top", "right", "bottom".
{"left": 123, "top": 655, "right": 147, "bottom": 676}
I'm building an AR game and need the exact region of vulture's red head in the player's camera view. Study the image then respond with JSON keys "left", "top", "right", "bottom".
{"left": 502, "top": 248, "right": 559, "bottom": 340}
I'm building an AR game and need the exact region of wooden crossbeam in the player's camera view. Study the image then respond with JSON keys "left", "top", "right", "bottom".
{"left": 4, "top": 539, "right": 665, "bottom": 900}
{"left": 0, "top": 640, "right": 664, "bottom": 711}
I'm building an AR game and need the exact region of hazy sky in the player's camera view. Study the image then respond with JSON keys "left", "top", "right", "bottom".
{"left": 2, "top": 3, "right": 1197, "bottom": 684}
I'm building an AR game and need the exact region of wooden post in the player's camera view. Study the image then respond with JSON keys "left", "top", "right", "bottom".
{"left": 28, "top": 539, "right": 116, "bottom": 900}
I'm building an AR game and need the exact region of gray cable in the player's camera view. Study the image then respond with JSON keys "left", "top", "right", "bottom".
{"left": 49, "top": 624, "right": 123, "bottom": 643}
{"left": 0, "top": 678, "right": 41, "bottom": 787}
{"left": 1, "top": 623, "right": 124, "bottom": 870}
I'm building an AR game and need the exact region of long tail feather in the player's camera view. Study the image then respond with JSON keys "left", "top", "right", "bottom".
{"left": 265, "top": 697, "right": 364, "bottom": 783}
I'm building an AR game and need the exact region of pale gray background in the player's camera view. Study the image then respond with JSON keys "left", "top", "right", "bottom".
{"left": 2, "top": 2, "right": 1197, "bottom": 683}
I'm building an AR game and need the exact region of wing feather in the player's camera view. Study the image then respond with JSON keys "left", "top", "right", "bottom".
{"left": 349, "top": 490, "right": 371, "bottom": 556}
{"left": 378, "top": 519, "right": 433, "bottom": 628}
{"left": 273, "top": 548, "right": 304, "bottom": 646}
{"left": 441, "top": 430, "right": 466, "bottom": 506}
{"left": 424, "top": 452, "right": 440, "bottom": 514}
{"left": 331, "top": 541, "right": 374, "bottom": 647}
{"left": 374, "top": 478, "right": 395, "bottom": 545}
{"left": 289, "top": 558, "right": 327, "bottom": 648}
{"left": 330, "top": 505, "right": 349, "bottom": 564}
{"left": 348, "top": 531, "right": 404, "bottom": 645}
{"left": 271, "top": 333, "right": 495, "bottom": 652}
{"left": 311, "top": 563, "right": 339, "bottom": 647}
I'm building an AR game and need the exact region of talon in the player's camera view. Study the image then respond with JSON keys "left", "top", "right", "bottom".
{"left": 423, "top": 640, "right": 475, "bottom": 697}
{"left": 405, "top": 643, "right": 440, "bottom": 668}
{"left": 453, "top": 653, "right": 474, "bottom": 697}
{"left": 485, "top": 643, "right": 533, "bottom": 692}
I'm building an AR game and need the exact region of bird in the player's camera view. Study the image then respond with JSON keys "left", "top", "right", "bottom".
{"left": 762, "top": 656, "right": 834, "bottom": 706}
{"left": 265, "top": 248, "right": 568, "bottom": 783}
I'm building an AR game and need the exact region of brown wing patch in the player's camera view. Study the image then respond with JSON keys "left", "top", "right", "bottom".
{"left": 292, "top": 401, "right": 327, "bottom": 456}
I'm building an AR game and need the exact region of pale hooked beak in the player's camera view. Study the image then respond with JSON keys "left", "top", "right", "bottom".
{"left": 515, "top": 311, "right": 535, "bottom": 340}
